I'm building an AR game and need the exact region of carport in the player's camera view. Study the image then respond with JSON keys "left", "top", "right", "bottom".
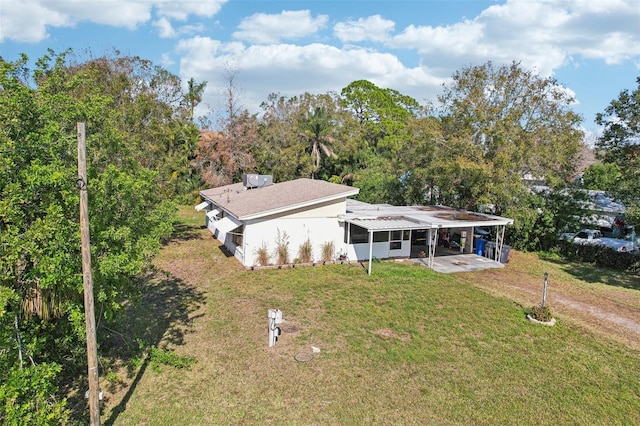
{"left": 342, "top": 200, "right": 514, "bottom": 275}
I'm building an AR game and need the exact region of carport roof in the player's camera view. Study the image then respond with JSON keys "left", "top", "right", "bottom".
{"left": 342, "top": 199, "right": 513, "bottom": 231}
{"left": 343, "top": 215, "right": 428, "bottom": 232}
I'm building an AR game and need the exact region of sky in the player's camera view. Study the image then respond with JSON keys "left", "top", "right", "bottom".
{"left": 1, "top": 0, "right": 639, "bottom": 135}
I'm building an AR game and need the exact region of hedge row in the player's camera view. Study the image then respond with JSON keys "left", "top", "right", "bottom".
{"left": 556, "top": 240, "right": 640, "bottom": 272}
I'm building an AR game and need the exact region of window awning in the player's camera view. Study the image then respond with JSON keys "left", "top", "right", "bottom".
{"left": 195, "top": 201, "right": 210, "bottom": 211}
{"left": 206, "top": 208, "right": 221, "bottom": 220}
{"left": 214, "top": 215, "right": 242, "bottom": 234}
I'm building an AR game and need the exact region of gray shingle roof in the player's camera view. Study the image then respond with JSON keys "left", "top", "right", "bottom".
{"left": 200, "top": 178, "right": 360, "bottom": 220}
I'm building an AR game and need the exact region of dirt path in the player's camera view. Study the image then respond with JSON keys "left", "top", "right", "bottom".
{"left": 456, "top": 257, "right": 640, "bottom": 352}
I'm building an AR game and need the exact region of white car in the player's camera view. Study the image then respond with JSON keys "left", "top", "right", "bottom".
{"left": 569, "top": 229, "right": 635, "bottom": 253}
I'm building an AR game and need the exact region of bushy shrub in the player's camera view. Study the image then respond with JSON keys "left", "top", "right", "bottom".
{"left": 298, "top": 238, "right": 312, "bottom": 263}
{"left": 530, "top": 304, "right": 553, "bottom": 322}
{"left": 254, "top": 242, "right": 270, "bottom": 266}
{"left": 321, "top": 241, "right": 334, "bottom": 263}
{"left": 557, "top": 240, "right": 640, "bottom": 271}
{"left": 275, "top": 229, "right": 290, "bottom": 265}
{"left": 0, "top": 363, "right": 70, "bottom": 425}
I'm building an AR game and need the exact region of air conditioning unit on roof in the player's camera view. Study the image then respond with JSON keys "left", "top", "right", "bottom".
{"left": 243, "top": 173, "right": 273, "bottom": 189}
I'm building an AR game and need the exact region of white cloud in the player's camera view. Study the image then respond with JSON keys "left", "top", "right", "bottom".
{"left": 0, "top": 1, "right": 73, "bottom": 43}
{"left": 45, "top": 0, "right": 152, "bottom": 30}
{"left": 0, "top": 0, "right": 226, "bottom": 43}
{"left": 154, "top": 17, "right": 176, "bottom": 38}
{"left": 159, "top": 52, "right": 175, "bottom": 68}
{"left": 333, "top": 15, "right": 395, "bottom": 43}
{"left": 155, "top": 0, "right": 227, "bottom": 21}
{"left": 154, "top": 17, "right": 205, "bottom": 39}
{"left": 382, "top": 0, "right": 640, "bottom": 82}
{"left": 176, "top": 36, "right": 443, "bottom": 118}
{"left": 232, "top": 10, "right": 329, "bottom": 44}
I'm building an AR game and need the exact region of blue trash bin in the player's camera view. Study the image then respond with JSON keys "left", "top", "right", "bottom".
{"left": 474, "top": 238, "right": 486, "bottom": 256}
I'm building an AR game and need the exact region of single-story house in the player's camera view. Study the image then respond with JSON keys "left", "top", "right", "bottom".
{"left": 197, "top": 175, "right": 514, "bottom": 274}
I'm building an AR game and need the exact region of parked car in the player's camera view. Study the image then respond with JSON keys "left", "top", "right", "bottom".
{"left": 562, "top": 229, "right": 636, "bottom": 253}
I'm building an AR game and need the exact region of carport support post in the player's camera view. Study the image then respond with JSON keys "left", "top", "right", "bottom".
{"left": 367, "top": 230, "right": 373, "bottom": 275}
{"left": 542, "top": 272, "right": 548, "bottom": 307}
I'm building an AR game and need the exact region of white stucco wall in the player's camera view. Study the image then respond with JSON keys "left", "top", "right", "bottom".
{"left": 350, "top": 239, "right": 411, "bottom": 261}
{"left": 282, "top": 200, "right": 346, "bottom": 219}
{"left": 243, "top": 217, "right": 345, "bottom": 267}
{"left": 215, "top": 199, "right": 349, "bottom": 267}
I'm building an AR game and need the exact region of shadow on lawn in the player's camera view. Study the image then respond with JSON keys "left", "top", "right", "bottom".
{"left": 100, "top": 269, "right": 206, "bottom": 425}
{"left": 545, "top": 257, "right": 640, "bottom": 291}
{"left": 162, "top": 222, "right": 204, "bottom": 245}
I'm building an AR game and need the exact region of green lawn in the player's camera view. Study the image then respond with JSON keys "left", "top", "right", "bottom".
{"left": 101, "top": 207, "right": 640, "bottom": 425}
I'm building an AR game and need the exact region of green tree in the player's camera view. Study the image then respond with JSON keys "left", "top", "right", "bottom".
{"left": 595, "top": 76, "right": 640, "bottom": 163}
{"left": 581, "top": 163, "right": 622, "bottom": 192}
{"left": 256, "top": 93, "right": 307, "bottom": 182}
{"left": 256, "top": 92, "right": 345, "bottom": 182}
{"left": 340, "top": 79, "right": 424, "bottom": 154}
{"left": 504, "top": 188, "right": 587, "bottom": 251}
{"left": 438, "top": 61, "right": 584, "bottom": 213}
{"left": 595, "top": 76, "right": 640, "bottom": 225}
{"left": 186, "top": 77, "right": 207, "bottom": 123}
{"left": 64, "top": 51, "right": 201, "bottom": 199}
{"left": 0, "top": 50, "right": 180, "bottom": 421}
{"left": 299, "top": 105, "right": 337, "bottom": 179}
{"left": 338, "top": 80, "right": 426, "bottom": 201}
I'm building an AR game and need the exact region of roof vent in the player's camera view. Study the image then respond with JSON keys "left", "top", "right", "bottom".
{"left": 243, "top": 174, "right": 273, "bottom": 189}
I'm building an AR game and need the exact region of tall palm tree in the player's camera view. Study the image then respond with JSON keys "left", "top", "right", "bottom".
{"left": 186, "top": 77, "right": 207, "bottom": 122}
{"left": 300, "top": 106, "right": 337, "bottom": 178}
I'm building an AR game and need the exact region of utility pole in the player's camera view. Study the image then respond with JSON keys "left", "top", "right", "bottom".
{"left": 78, "top": 122, "right": 100, "bottom": 425}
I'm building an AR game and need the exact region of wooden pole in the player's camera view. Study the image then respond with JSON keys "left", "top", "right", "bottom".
{"left": 78, "top": 122, "right": 100, "bottom": 425}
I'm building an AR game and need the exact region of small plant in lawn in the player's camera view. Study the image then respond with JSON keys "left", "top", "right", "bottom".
{"left": 105, "top": 370, "right": 124, "bottom": 388}
{"left": 530, "top": 304, "right": 553, "bottom": 322}
{"left": 275, "top": 229, "right": 290, "bottom": 265}
{"left": 298, "top": 238, "right": 313, "bottom": 263}
{"left": 149, "top": 347, "right": 196, "bottom": 372}
{"left": 321, "top": 241, "right": 334, "bottom": 263}
{"left": 254, "top": 241, "right": 270, "bottom": 266}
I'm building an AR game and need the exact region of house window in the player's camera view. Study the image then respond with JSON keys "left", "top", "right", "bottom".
{"left": 373, "top": 231, "right": 389, "bottom": 242}
{"left": 403, "top": 230, "right": 410, "bottom": 240}
{"left": 230, "top": 225, "right": 243, "bottom": 246}
{"left": 349, "top": 224, "right": 369, "bottom": 244}
{"left": 390, "top": 230, "right": 403, "bottom": 251}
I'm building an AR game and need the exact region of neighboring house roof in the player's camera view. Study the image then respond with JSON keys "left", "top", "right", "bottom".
{"left": 342, "top": 199, "right": 513, "bottom": 231}
{"left": 584, "top": 190, "right": 625, "bottom": 215}
{"left": 200, "top": 178, "right": 360, "bottom": 220}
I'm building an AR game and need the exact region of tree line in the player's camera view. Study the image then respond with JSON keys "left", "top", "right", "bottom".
{"left": 1, "top": 49, "right": 638, "bottom": 422}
